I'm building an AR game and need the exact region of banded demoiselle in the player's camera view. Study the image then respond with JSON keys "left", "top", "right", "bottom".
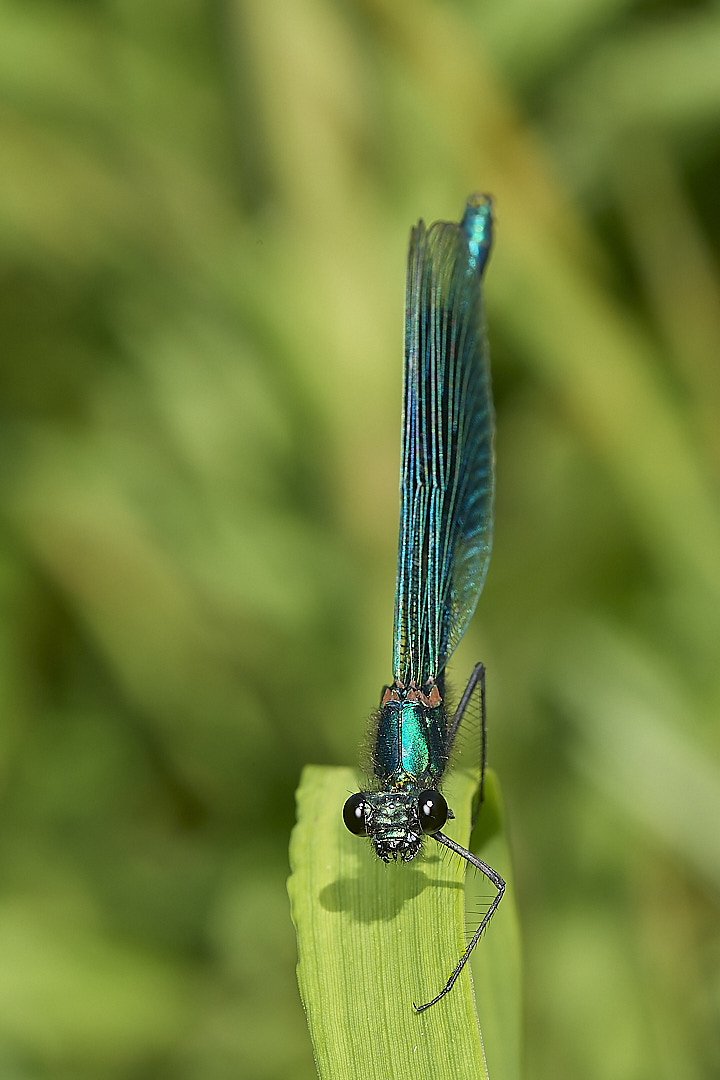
{"left": 343, "top": 194, "right": 504, "bottom": 1012}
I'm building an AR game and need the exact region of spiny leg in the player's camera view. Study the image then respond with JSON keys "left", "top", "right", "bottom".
{"left": 413, "top": 828, "right": 505, "bottom": 1013}
{"left": 447, "top": 661, "right": 487, "bottom": 812}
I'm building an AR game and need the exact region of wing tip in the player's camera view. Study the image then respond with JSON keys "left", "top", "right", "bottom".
{"left": 461, "top": 194, "right": 493, "bottom": 276}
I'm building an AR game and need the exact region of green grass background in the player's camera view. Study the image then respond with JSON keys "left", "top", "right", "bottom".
{"left": 1, "top": 1, "right": 719, "bottom": 1078}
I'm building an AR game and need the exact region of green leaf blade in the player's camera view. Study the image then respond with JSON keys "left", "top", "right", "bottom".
{"left": 288, "top": 764, "right": 520, "bottom": 1079}
{"left": 470, "top": 770, "right": 523, "bottom": 1080}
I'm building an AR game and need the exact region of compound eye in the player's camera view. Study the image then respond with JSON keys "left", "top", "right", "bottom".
{"left": 418, "top": 790, "right": 448, "bottom": 834}
{"left": 343, "top": 793, "right": 368, "bottom": 836}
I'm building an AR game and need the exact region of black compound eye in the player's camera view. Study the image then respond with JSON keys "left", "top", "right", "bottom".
{"left": 418, "top": 790, "right": 448, "bottom": 834}
{"left": 343, "top": 793, "right": 368, "bottom": 836}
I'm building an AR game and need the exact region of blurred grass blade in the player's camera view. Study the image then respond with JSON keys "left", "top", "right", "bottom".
{"left": 288, "top": 765, "right": 520, "bottom": 1079}
{"left": 470, "top": 771, "right": 523, "bottom": 1080}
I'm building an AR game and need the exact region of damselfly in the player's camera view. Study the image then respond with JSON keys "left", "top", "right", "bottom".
{"left": 343, "top": 194, "right": 504, "bottom": 1012}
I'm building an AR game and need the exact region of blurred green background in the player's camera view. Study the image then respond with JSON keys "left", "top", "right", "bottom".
{"left": 1, "top": 1, "right": 719, "bottom": 1078}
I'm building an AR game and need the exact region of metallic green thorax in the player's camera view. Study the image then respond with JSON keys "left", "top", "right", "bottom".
{"left": 359, "top": 683, "right": 450, "bottom": 862}
{"left": 373, "top": 684, "right": 447, "bottom": 789}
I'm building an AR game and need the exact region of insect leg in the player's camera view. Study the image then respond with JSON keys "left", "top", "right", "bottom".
{"left": 413, "top": 829, "right": 504, "bottom": 1013}
{"left": 446, "top": 661, "right": 487, "bottom": 811}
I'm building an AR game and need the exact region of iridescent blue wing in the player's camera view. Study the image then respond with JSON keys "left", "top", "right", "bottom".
{"left": 392, "top": 195, "right": 494, "bottom": 688}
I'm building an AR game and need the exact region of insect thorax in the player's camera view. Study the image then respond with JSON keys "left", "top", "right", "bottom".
{"left": 372, "top": 682, "right": 448, "bottom": 790}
